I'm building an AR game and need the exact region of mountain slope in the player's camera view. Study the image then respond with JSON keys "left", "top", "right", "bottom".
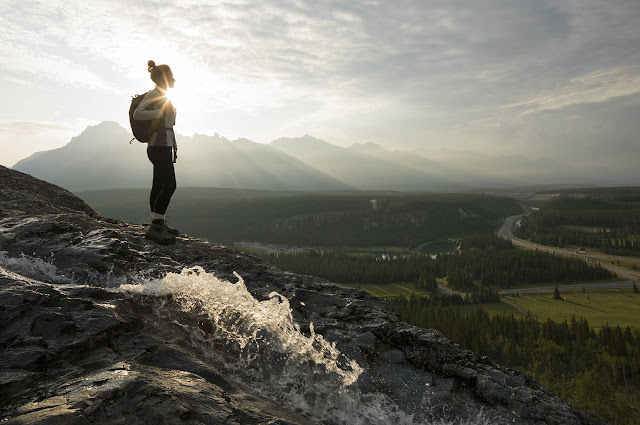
{"left": 13, "top": 122, "right": 348, "bottom": 192}
{"left": 13, "top": 121, "right": 150, "bottom": 192}
{"left": 270, "top": 135, "right": 461, "bottom": 191}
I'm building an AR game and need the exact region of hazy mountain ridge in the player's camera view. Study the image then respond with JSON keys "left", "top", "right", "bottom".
{"left": 13, "top": 122, "right": 348, "bottom": 192}
{"left": 13, "top": 122, "right": 150, "bottom": 192}
{"left": 12, "top": 121, "right": 627, "bottom": 193}
{"left": 271, "top": 136, "right": 459, "bottom": 191}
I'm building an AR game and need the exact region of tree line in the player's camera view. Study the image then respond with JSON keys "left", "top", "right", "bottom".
{"left": 255, "top": 233, "right": 614, "bottom": 290}
{"left": 388, "top": 299, "right": 640, "bottom": 425}
{"left": 440, "top": 234, "right": 614, "bottom": 290}
{"left": 182, "top": 192, "right": 522, "bottom": 246}
{"left": 516, "top": 197, "right": 640, "bottom": 256}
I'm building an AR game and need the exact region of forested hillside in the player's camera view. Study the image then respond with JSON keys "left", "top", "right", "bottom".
{"left": 250, "top": 233, "right": 635, "bottom": 422}
{"left": 516, "top": 195, "right": 640, "bottom": 256}
{"left": 441, "top": 233, "right": 614, "bottom": 289}
{"left": 79, "top": 189, "right": 522, "bottom": 247}
{"left": 255, "top": 234, "right": 614, "bottom": 289}
{"left": 389, "top": 302, "right": 640, "bottom": 425}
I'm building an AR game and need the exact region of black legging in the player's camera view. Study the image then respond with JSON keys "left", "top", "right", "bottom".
{"left": 147, "top": 146, "right": 176, "bottom": 215}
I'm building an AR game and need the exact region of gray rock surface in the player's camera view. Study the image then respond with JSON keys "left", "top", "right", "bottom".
{"left": 0, "top": 165, "right": 608, "bottom": 425}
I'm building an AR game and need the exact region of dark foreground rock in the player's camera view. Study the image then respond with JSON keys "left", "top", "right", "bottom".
{"left": 0, "top": 166, "right": 608, "bottom": 425}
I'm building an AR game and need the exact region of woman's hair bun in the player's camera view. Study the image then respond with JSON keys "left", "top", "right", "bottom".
{"left": 147, "top": 60, "right": 156, "bottom": 72}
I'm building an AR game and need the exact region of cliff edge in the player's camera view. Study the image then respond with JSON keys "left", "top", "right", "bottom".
{"left": 0, "top": 165, "right": 607, "bottom": 424}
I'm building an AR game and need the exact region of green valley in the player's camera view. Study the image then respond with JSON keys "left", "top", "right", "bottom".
{"left": 79, "top": 187, "right": 640, "bottom": 424}
{"left": 78, "top": 188, "right": 521, "bottom": 247}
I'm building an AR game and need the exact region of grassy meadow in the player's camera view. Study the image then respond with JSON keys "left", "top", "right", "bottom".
{"left": 344, "top": 278, "right": 639, "bottom": 329}
{"left": 446, "top": 302, "right": 523, "bottom": 317}
{"left": 342, "top": 282, "right": 433, "bottom": 299}
{"left": 342, "top": 282, "right": 523, "bottom": 316}
{"left": 505, "top": 289, "right": 640, "bottom": 329}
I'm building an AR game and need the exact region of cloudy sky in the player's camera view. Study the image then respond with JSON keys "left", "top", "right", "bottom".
{"left": 1, "top": 0, "right": 640, "bottom": 182}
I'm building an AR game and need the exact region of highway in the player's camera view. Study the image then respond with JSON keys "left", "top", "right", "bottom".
{"left": 497, "top": 214, "right": 640, "bottom": 294}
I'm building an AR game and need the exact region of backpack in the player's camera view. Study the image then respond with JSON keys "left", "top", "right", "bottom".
{"left": 129, "top": 92, "right": 151, "bottom": 143}
{"left": 129, "top": 92, "right": 165, "bottom": 143}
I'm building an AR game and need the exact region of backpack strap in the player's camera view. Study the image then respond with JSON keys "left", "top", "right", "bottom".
{"left": 150, "top": 91, "right": 167, "bottom": 137}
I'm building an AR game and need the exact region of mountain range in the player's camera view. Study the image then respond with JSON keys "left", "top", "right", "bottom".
{"left": 13, "top": 121, "right": 598, "bottom": 193}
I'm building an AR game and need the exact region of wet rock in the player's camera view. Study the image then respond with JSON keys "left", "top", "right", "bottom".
{"left": 355, "top": 331, "right": 376, "bottom": 355}
{"left": 0, "top": 165, "right": 608, "bottom": 425}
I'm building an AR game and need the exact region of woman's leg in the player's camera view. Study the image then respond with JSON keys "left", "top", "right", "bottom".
{"left": 147, "top": 147, "right": 176, "bottom": 215}
{"left": 149, "top": 165, "right": 162, "bottom": 212}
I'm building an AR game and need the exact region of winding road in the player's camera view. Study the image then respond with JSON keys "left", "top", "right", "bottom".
{"left": 496, "top": 214, "right": 639, "bottom": 294}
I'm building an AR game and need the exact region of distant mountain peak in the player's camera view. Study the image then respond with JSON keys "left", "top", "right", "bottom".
{"left": 78, "top": 120, "right": 127, "bottom": 134}
{"left": 270, "top": 135, "right": 338, "bottom": 152}
{"left": 13, "top": 122, "right": 348, "bottom": 192}
{"left": 97, "top": 120, "right": 123, "bottom": 128}
{"left": 301, "top": 134, "right": 322, "bottom": 140}
{"left": 348, "top": 141, "right": 387, "bottom": 153}
{"left": 272, "top": 134, "right": 329, "bottom": 144}
{"left": 189, "top": 133, "right": 229, "bottom": 144}
{"left": 59, "top": 121, "right": 129, "bottom": 150}
{"left": 233, "top": 138, "right": 254, "bottom": 144}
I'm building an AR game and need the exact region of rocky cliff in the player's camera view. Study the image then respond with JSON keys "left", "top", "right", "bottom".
{"left": 0, "top": 165, "right": 607, "bottom": 424}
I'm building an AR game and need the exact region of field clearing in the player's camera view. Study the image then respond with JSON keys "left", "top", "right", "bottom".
{"left": 558, "top": 225, "right": 610, "bottom": 233}
{"left": 506, "top": 289, "right": 640, "bottom": 329}
{"left": 338, "top": 246, "right": 414, "bottom": 253}
{"left": 500, "top": 278, "right": 624, "bottom": 292}
{"left": 342, "top": 283, "right": 523, "bottom": 317}
{"left": 450, "top": 302, "right": 524, "bottom": 317}
{"left": 342, "top": 282, "right": 433, "bottom": 298}
{"left": 616, "top": 259, "right": 640, "bottom": 270}
{"left": 354, "top": 277, "right": 495, "bottom": 298}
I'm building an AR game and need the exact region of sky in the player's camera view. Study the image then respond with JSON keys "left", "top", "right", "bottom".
{"left": 1, "top": 0, "right": 640, "bottom": 182}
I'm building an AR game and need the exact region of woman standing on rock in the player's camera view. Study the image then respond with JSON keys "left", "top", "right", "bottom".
{"left": 133, "top": 60, "right": 179, "bottom": 245}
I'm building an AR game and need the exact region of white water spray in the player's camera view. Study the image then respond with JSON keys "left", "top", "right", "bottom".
{"left": 120, "top": 266, "right": 430, "bottom": 424}
{"left": 0, "top": 251, "right": 69, "bottom": 284}
{"left": 0, "top": 250, "right": 493, "bottom": 425}
{"left": 119, "top": 267, "right": 495, "bottom": 425}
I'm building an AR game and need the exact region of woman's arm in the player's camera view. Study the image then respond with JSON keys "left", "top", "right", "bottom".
{"left": 133, "top": 90, "right": 165, "bottom": 120}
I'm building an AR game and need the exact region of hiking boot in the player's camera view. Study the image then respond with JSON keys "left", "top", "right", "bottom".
{"left": 145, "top": 219, "right": 176, "bottom": 245}
{"left": 163, "top": 221, "right": 180, "bottom": 236}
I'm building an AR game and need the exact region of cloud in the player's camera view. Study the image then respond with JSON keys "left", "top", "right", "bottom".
{"left": 0, "top": 120, "right": 71, "bottom": 135}
{"left": 4, "top": 1, "right": 639, "bottom": 114}
{"left": 0, "top": 120, "right": 82, "bottom": 167}
{"left": 0, "top": 7, "right": 116, "bottom": 92}
{"left": 0, "top": 43, "right": 116, "bottom": 92}
{"left": 503, "top": 66, "right": 640, "bottom": 116}
{"left": 1, "top": 0, "right": 640, "bottom": 179}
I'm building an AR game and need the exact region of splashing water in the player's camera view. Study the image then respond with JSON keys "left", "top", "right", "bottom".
{"left": 120, "top": 266, "right": 431, "bottom": 424}
{"left": 0, "top": 251, "right": 69, "bottom": 284}
{"left": 0, "top": 252, "right": 493, "bottom": 425}
{"left": 122, "top": 266, "right": 360, "bottom": 380}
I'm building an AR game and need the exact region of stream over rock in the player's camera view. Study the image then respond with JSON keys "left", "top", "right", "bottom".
{"left": 0, "top": 165, "right": 608, "bottom": 424}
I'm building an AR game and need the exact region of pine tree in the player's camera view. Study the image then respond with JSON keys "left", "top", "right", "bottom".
{"left": 553, "top": 286, "right": 562, "bottom": 300}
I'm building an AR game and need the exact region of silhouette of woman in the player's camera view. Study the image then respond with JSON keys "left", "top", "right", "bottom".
{"left": 133, "top": 60, "right": 179, "bottom": 244}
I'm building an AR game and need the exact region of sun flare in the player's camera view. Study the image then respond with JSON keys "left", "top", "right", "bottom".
{"left": 165, "top": 86, "right": 188, "bottom": 109}
{"left": 162, "top": 65, "right": 207, "bottom": 113}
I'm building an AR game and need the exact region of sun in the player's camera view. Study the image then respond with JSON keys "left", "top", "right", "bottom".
{"left": 163, "top": 68, "right": 205, "bottom": 114}
{"left": 165, "top": 86, "right": 189, "bottom": 109}
{"left": 144, "top": 55, "right": 212, "bottom": 127}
